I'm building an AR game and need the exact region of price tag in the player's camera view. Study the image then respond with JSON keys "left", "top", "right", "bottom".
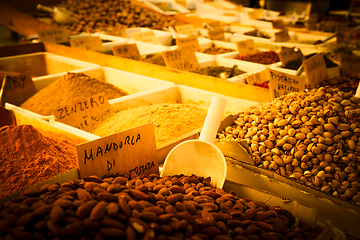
{"left": 272, "top": 19, "right": 285, "bottom": 29}
{"left": 278, "top": 46, "right": 301, "bottom": 67}
{"left": 306, "top": 13, "right": 318, "bottom": 29}
{"left": 236, "top": 39, "right": 257, "bottom": 56}
{"left": 112, "top": 43, "right": 142, "bottom": 61}
{"left": 162, "top": 48, "right": 201, "bottom": 71}
{"left": 208, "top": 21, "right": 221, "bottom": 28}
{"left": 303, "top": 52, "right": 329, "bottom": 89}
{"left": 339, "top": 54, "right": 360, "bottom": 74}
{"left": 37, "top": 27, "right": 69, "bottom": 44}
{"left": 208, "top": 27, "right": 225, "bottom": 41}
{"left": 130, "top": 31, "right": 161, "bottom": 44}
{"left": 248, "top": 9, "right": 262, "bottom": 19}
{"left": 76, "top": 122, "right": 158, "bottom": 179}
{"left": 104, "top": 27, "right": 127, "bottom": 38}
{"left": 175, "top": 24, "right": 195, "bottom": 36}
{"left": 267, "top": 68, "right": 306, "bottom": 100}
{"left": 70, "top": 36, "right": 105, "bottom": 52}
{"left": 274, "top": 29, "right": 290, "bottom": 42}
{"left": 0, "top": 71, "right": 36, "bottom": 106}
{"left": 243, "top": 69, "right": 268, "bottom": 85}
{"left": 176, "top": 35, "right": 200, "bottom": 52}
{"left": 53, "top": 93, "right": 115, "bottom": 132}
{"left": 154, "top": 2, "right": 168, "bottom": 9}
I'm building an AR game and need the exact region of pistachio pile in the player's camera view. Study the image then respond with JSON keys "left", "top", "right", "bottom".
{"left": 217, "top": 87, "right": 360, "bottom": 206}
{"left": 58, "top": 0, "right": 178, "bottom": 35}
{"left": 0, "top": 174, "right": 322, "bottom": 239}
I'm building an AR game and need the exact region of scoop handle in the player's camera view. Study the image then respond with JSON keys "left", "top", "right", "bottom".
{"left": 199, "top": 96, "right": 227, "bottom": 143}
{"left": 37, "top": 4, "right": 55, "bottom": 13}
{"left": 0, "top": 75, "right": 11, "bottom": 107}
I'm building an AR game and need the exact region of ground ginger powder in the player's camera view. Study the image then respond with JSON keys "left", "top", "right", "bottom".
{"left": 91, "top": 103, "right": 208, "bottom": 146}
{"left": 0, "top": 125, "right": 78, "bottom": 198}
{"left": 20, "top": 72, "right": 129, "bottom": 116}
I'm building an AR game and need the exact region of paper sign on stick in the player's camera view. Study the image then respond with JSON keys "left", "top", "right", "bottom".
{"left": 274, "top": 29, "right": 290, "bottom": 42}
{"left": 339, "top": 54, "right": 360, "bottom": 75}
{"left": 278, "top": 46, "right": 300, "bottom": 67}
{"left": 236, "top": 39, "right": 257, "bottom": 56}
{"left": 243, "top": 69, "right": 268, "bottom": 85}
{"left": 37, "top": 27, "right": 69, "bottom": 44}
{"left": 303, "top": 52, "right": 329, "bottom": 89}
{"left": 130, "top": 31, "right": 161, "bottom": 44}
{"left": 70, "top": 36, "right": 105, "bottom": 52}
{"left": 175, "top": 24, "right": 195, "bottom": 36}
{"left": 176, "top": 35, "right": 200, "bottom": 52}
{"left": 267, "top": 68, "right": 306, "bottom": 100}
{"left": 272, "top": 19, "right": 285, "bottom": 29}
{"left": 53, "top": 93, "right": 115, "bottom": 132}
{"left": 208, "top": 27, "right": 225, "bottom": 41}
{"left": 0, "top": 71, "right": 36, "bottom": 106}
{"left": 162, "top": 48, "right": 201, "bottom": 71}
{"left": 76, "top": 123, "right": 159, "bottom": 179}
{"left": 112, "top": 43, "right": 142, "bottom": 61}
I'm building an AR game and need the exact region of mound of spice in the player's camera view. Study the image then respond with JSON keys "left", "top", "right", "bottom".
{"left": 20, "top": 72, "right": 129, "bottom": 116}
{"left": 0, "top": 125, "right": 78, "bottom": 198}
{"left": 92, "top": 103, "right": 207, "bottom": 146}
{"left": 198, "top": 45, "right": 236, "bottom": 55}
{"left": 235, "top": 51, "right": 280, "bottom": 65}
{"left": 192, "top": 66, "right": 246, "bottom": 79}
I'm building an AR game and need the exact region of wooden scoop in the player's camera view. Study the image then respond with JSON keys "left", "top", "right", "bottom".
{"left": 161, "top": 96, "right": 227, "bottom": 188}
{"left": 0, "top": 75, "right": 16, "bottom": 128}
{"left": 37, "top": 4, "right": 77, "bottom": 24}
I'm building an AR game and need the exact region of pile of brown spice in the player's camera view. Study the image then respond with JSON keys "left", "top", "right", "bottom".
{"left": 0, "top": 125, "right": 78, "bottom": 198}
{"left": 91, "top": 103, "right": 208, "bottom": 146}
{"left": 20, "top": 72, "right": 129, "bottom": 116}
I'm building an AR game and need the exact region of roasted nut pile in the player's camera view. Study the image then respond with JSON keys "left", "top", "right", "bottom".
{"left": 217, "top": 87, "right": 360, "bottom": 205}
{"left": 323, "top": 73, "right": 360, "bottom": 95}
{"left": 0, "top": 174, "right": 322, "bottom": 239}
{"left": 58, "top": 0, "right": 177, "bottom": 35}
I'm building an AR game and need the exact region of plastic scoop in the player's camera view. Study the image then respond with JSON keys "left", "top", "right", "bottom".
{"left": 161, "top": 96, "right": 227, "bottom": 188}
{"left": 0, "top": 75, "right": 16, "bottom": 128}
{"left": 37, "top": 4, "right": 77, "bottom": 24}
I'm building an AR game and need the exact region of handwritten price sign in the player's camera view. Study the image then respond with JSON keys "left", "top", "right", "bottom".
{"left": 162, "top": 48, "right": 201, "bottom": 71}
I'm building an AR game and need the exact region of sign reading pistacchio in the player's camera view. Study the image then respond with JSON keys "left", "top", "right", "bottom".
{"left": 162, "top": 48, "right": 201, "bottom": 71}
{"left": 112, "top": 43, "right": 142, "bottom": 61}
{"left": 175, "top": 24, "right": 195, "bottom": 36}
{"left": 176, "top": 35, "right": 200, "bottom": 52}
{"left": 130, "top": 31, "right": 161, "bottom": 44}
{"left": 52, "top": 93, "right": 115, "bottom": 132}
{"left": 267, "top": 68, "right": 306, "bottom": 100}
{"left": 236, "top": 39, "right": 257, "bottom": 56}
{"left": 303, "top": 52, "right": 329, "bottom": 89}
{"left": 0, "top": 70, "right": 36, "bottom": 106}
{"left": 339, "top": 54, "right": 360, "bottom": 74}
{"left": 69, "top": 36, "right": 105, "bottom": 52}
{"left": 76, "top": 123, "right": 158, "bottom": 179}
{"left": 37, "top": 27, "right": 69, "bottom": 44}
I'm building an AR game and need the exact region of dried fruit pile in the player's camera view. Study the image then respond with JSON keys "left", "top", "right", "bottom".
{"left": 323, "top": 73, "right": 360, "bottom": 95}
{"left": 217, "top": 87, "right": 360, "bottom": 205}
{"left": 235, "top": 51, "right": 280, "bottom": 65}
{"left": 0, "top": 174, "right": 322, "bottom": 239}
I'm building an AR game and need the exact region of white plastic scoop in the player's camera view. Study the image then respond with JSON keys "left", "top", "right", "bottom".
{"left": 37, "top": 4, "right": 77, "bottom": 24}
{"left": 161, "top": 96, "right": 227, "bottom": 188}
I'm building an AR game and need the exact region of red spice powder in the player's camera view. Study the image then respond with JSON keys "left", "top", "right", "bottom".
{"left": 0, "top": 125, "right": 78, "bottom": 198}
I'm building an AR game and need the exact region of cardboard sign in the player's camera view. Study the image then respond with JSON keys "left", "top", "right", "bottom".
{"left": 37, "top": 27, "right": 69, "bottom": 44}
{"left": 303, "top": 53, "right": 329, "bottom": 89}
{"left": 278, "top": 46, "right": 301, "bottom": 67}
{"left": 339, "top": 54, "right": 360, "bottom": 75}
{"left": 248, "top": 9, "right": 262, "bottom": 19}
{"left": 104, "top": 28, "right": 127, "bottom": 38}
{"left": 0, "top": 71, "right": 36, "bottom": 106}
{"left": 208, "top": 27, "right": 225, "bottom": 41}
{"left": 272, "top": 19, "right": 285, "bottom": 29}
{"left": 236, "top": 39, "right": 257, "bottom": 56}
{"left": 130, "top": 31, "right": 161, "bottom": 44}
{"left": 274, "top": 29, "right": 290, "bottom": 42}
{"left": 243, "top": 69, "right": 268, "bottom": 85}
{"left": 208, "top": 21, "right": 221, "bottom": 28}
{"left": 176, "top": 35, "right": 200, "bottom": 52}
{"left": 154, "top": 2, "right": 168, "bottom": 10}
{"left": 53, "top": 93, "right": 115, "bottom": 132}
{"left": 112, "top": 43, "right": 142, "bottom": 61}
{"left": 175, "top": 24, "right": 195, "bottom": 36}
{"left": 267, "top": 68, "right": 306, "bottom": 100}
{"left": 70, "top": 36, "right": 105, "bottom": 52}
{"left": 162, "top": 48, "right": 201, "bottom": 71}
{"left": 76, "top": 123, "right": 158, "bottom": 179}
{"left": 306, "top": 13, "right": 318, "bottom": 29}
